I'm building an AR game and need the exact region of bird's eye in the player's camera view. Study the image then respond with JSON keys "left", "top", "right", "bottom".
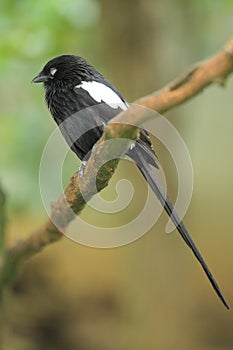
{"left": 50, "top": 67, "right": 57, "bottom": 76}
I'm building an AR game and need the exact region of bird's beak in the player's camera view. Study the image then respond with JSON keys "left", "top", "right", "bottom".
{"left": 32, "top": 73, "right": 50, "bottom": 83}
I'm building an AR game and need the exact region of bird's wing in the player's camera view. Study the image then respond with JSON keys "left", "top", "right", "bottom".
{"left": 74, "top": 81, "right": 159, "bottom": 166}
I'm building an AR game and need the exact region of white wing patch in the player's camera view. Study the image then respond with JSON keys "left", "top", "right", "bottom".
{"left": 75, "top": 81, "right": 128, "bottom": 110}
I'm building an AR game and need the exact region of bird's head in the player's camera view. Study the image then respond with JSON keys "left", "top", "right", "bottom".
{"left": 32, "top": 55, "right": 97, "bottom": 88}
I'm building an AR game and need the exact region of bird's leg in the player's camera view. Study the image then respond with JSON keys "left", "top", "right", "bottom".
{"left": 78, "top": 161, "right": 87, "bottom": 179}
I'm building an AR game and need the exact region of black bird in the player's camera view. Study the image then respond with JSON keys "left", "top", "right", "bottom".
{"left": 33, "top": 55, "right": 229, "bottom": 309}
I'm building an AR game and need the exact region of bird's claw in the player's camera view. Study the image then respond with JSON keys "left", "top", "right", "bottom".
{"left": 78, "top": 161, "right": 87, "bottom": 179}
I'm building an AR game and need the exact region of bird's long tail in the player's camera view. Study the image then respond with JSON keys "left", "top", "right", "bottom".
{"left": 132, "top": 153, "right": 229, "bottom": 309}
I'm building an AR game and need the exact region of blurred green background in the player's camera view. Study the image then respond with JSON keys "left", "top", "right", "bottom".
{"left": 1, "top": 0, "right": 233, "bottom": 349}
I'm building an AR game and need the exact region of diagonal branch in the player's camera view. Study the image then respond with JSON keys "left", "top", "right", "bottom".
{"left": 1, "top": 36, "right": 233, "bottom": 287}
{"left": 136, "top": 36, "right": 233, "bottom": 112}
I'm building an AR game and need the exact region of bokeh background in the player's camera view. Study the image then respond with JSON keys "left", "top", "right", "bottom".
{"left": 1, "top": 0, "right": 233, "bottom": 349}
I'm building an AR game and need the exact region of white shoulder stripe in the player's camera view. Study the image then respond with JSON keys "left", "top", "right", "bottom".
{"left": 75, "top": 81, "right": 128, "bottom": 110}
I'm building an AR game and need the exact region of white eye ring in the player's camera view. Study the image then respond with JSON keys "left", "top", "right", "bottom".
{"left": 50, "top": 67, "right": 57, "bottom": 76}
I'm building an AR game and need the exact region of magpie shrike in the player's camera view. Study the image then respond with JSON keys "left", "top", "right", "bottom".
{"left": 32, "top": 55, "right": 229, "bottom": 309}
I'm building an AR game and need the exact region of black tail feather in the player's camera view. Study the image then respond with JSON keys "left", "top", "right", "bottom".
{"left": 132, "top": 154, "right": 229, "bottom": 309}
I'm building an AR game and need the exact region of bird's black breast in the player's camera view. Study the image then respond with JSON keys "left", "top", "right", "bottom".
{"left": 45, "top": 85, "right": 124, "bottom": 160}
{"left": 45, "top": 81, "right": 158, "bottom": 167}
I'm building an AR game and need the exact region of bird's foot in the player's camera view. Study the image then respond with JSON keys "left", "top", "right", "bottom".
{"left": 78, "top": 161, "right": 87, "bottom": 179}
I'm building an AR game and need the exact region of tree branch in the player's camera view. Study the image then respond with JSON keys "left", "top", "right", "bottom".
{"left": 1, "top": 36, "right": 233, "bottom": 287}
{"left": 136, "top": 36, "right": 233, "bottom": 112}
